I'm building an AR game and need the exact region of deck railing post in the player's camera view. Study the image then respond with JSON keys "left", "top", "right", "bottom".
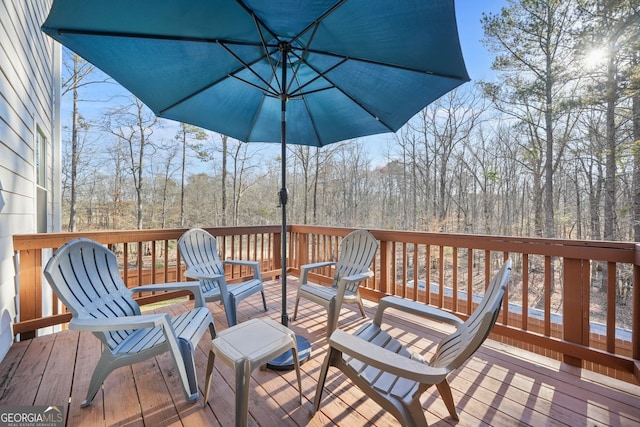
{"left": 563, "top": 257, "right": 588, "bottom": 367}
{"left": 273, "top": 231, "right": 282, "bottom": 276}
{"left": 298, "top": 233, "right": 309, "bottom": 268}
{"left": 16, "top": 249, "right": 42, "bottom": 340}
{"left": 634, "top": 245, "right": 640, "bottom": 380}
{"left": 379, "top": 240, "right": 390, "bottom": 294}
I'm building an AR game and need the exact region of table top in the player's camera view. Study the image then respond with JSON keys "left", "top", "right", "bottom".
{"left": 212, "top": 318, "right": 295, "bottom": 363}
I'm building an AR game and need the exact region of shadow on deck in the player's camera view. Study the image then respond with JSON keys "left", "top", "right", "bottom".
{"left": 0, "top": 278, "right": 638, "bottom": 426}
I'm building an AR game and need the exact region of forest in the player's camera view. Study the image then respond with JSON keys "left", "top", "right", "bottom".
{"left": 61, "top": 0, "right": 640, "bottom": 243}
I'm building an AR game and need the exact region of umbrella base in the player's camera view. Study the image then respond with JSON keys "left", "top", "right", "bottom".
{"left": 266, "top": 334, "right": 311, "bottom": 371}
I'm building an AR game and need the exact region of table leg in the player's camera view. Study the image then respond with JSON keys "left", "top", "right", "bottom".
{"left": 236, "top": 359, "right": 250, "bottom": 427}
{"left": 291, "top": 342, "right": 302, "bottom": 404}
{"left": 203, "top": 349, "right": 216, "bottom": 406}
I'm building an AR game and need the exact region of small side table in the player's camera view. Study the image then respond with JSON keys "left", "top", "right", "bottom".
{"left": 203, "top": 318, "right": 303, "bottom": 427}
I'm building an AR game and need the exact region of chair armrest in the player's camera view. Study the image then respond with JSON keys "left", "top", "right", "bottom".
{"left": 223, "top": 259, "right": 262, "bottom": 280}
{"left": 69, "top": 313, "right": 169, "bottom": 332}
{"left": 341, "top": 270, "right": 374, "bottom": 284}
{"left": 185, "top": 266, "right": 225, "bottom": 281}
{"left": 223, "top": 259, "right": 259, "bottom": 267}
{"left": 130, "top": 282, "right": 207, "bottom": 308}
{"left": 329, "top": 329, "right": 449, "bottom": 384}
{"left": 300, "top": 261, "right": 336, "bottom": 284}
{"left": 334, "top": 270, "right": 374, "bottom": 298}
{"left": 374, "top": 296, "right": 463, "bottom": 327}
{"left": 301, "top": 261, "right": 336, "bottom": 270}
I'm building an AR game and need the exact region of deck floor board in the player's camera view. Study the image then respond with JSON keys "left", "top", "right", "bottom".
{"left": 1, "top": 278, "right": 638, "bottom": 426}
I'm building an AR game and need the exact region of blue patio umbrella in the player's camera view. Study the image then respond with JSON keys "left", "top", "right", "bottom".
{"left": 42, "top": 0, "right": 469, "bottom": 368}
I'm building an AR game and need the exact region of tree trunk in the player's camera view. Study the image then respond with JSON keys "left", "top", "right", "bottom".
{"left": 544, "top": 71, "right": 555, "bottom": 238}
{"left": 221, "top": 135, "right": 227, "bottom": 226}
{"left": 180, "top": 131, "right": 186, "bottom": 228}
{"left": 312, "top": 148, "right": 320, "bottom": 224}
{"left": 69, "top": 56, "right": 79, "bottom": 232}
{"left": 632, "top": 54, "right": 640, "bottom": 241}
{"left": 603, "top": 51, "right": 617, "bottom": 242}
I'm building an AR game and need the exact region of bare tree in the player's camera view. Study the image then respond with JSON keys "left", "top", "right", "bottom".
{"left": 482, "top": 0, "right": 579, "bottom": 238}
{"left": 417, "top": 88, "right": 483, "bottom": 229}
{"left": 577, "top": 0, "right": 640, "bottom": 241}
{"left": 102, "top": 97, "right": 158, "bottom": 229}
{"left": 103, "top": 137, "right": 128, "bottom": 229}
{"left": 61, "top": 49, "right": 109, "bottom": 231}
{"left": 221, "top": 134, "right": 228, "bottom": 226}
{"left": 152, "top": 143, "right": 180, "bottom": 228}
{"left": 227, "top": 140, "right": 265, "bottom": 226}
{"left": 175, "top": 123, "right": 207, "bottom": 227}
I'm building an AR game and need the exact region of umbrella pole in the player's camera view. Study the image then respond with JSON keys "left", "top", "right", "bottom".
{"left": 279, "top": 43, "right": 290, "bottom": 328}
{"left": 280, "top": 80, "right": 288, "bottom": 328}
{"left": 267, "top": 43, "right": 311, "bottom": 370}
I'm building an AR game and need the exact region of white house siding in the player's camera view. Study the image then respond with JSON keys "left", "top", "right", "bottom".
{"left": 0, "top": 0, "right": 60, "bottom": 360}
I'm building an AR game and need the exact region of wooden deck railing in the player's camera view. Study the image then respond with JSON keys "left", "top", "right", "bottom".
{"left": 12, "top": 226, "right": 282, "bottom": 339}
{"left": 12, "top": 225, "right": 640, "bottom": 384}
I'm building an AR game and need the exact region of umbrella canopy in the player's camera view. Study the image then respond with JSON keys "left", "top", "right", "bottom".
{"left": 42, "top": 0, "right": 469, "bottom": 147}
{"left": 42, "top": 0, "right": 469, "bottom": 330}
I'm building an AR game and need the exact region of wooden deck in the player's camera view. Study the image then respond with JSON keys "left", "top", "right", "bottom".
{"left": 1, "top": 278, "right": 638, "bottom": 426}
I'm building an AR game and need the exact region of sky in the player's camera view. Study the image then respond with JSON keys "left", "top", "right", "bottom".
{"left": 361, "top": 0, "right": 508, "bottom": 156}
{"left": 455, "top": 0, "right": 506, "bottom": 82}
{"left": 65, "top": 1, "right": 509, "bottom": 163}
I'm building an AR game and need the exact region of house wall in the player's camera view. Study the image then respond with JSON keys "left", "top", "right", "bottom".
{"left": 0, "top": 1, "right": 60, "bottom": 360}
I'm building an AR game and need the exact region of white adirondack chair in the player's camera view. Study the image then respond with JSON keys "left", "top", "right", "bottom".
{"left": 293, "top": 229, "right": 378, "bottom": 335}
{"left": 313, "top": 259, "right": 512, "bottom": 427}
{"left": 43, "top": 238, "right": 215, "bottom": 407}
{"left": 178, "top": 228, "right": 267, "bottom": 327}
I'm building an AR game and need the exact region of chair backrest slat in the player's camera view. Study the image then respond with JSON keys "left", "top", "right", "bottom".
{"left": 178, "top": 229, "right": 225, "bottom": 294}
{"left": 430, "top": 259, "right": 512, "bottom": 370}
{"left": 332, "top": 230, "right": 378, "bottom": 293}
{"left": 44, "top": 238, "right": 139, "bottom": 350}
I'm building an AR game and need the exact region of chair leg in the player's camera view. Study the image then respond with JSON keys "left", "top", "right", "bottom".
{"left": 292, "top": 296, "right": 300, "bottom": 321}
{"left": 208, "top": 321, "right": 217, "bottom": 340}
{"left": 312, "top": 346, "right": 337, "bottom": 414}
{"left": 436, "top": 380, "right": 459, "bottom": 421}
{"left": 224, "top": 295, "right": 238, "bottom": 327}
{"left": 326, "top": 299, "right": 337, "bottom": 336}
{"left": 82, "top": 351, "right": 118, "bottom": 407}
{"left": 357, "top": 296, "right": 366, "bottom": 318}
{"left": 260, "top": 289, "right": 268, "bottom": 312}
{"left": 177, "top": 337, "right": 198, "bottom": 402}
{"left": 402, "top": 398, "right": 429, "bottom": 427}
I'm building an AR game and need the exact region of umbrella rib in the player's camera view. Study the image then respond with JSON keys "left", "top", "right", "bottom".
{"left": 251, "top": 11, "right": 284, "bottom": 96}
{"left": 285, "top": 18, "right": 323, "bottom": 97}
{"left": 287, "top": 54, "right": 345, "bottom": 98}
{"left": 228, "top": 74, "right": 280, "bottom": 98}
{"left": 218, "top": 41, "right": 281, "bottom": 97}
{"left": 158, "top": 41, "right": 282, "bottom": 115}
{"left": 283, "top": 0, "right": 466, "bottom": 83}
{"left": 235, "top": 0, "right": 280, "bottom": 42}
{"left": 288, "top": 0, "right": 349, "bottom": 48}
{"left": 51, "top": 27, "right": 290, "bottom": 109}
{"left": 51, "top": 25, "right": 287, "bottom": 89}
{"left": 298, "top": 87, "right": 324, "bottom": 146}
{"left": 244, "top": 92, "right": 269, "bottom": 142}
{"left": 50, "top": 27, "right": 268, "bottom": 47}
{"left": 293, "top": 56, "right": 397, "bottom": 132}
{"left": 301, "top": 47, "right": 468, "bottom": 82}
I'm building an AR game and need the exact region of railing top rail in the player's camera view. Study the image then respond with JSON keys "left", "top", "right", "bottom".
{"left": 10, "top": 224, "right": 640, "bottom": 383}
{"left": 290, "top": 225, "right": 637, "bottom": 263}
{"left": 13, "top": 225, "right": 283, "bottom": 251}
